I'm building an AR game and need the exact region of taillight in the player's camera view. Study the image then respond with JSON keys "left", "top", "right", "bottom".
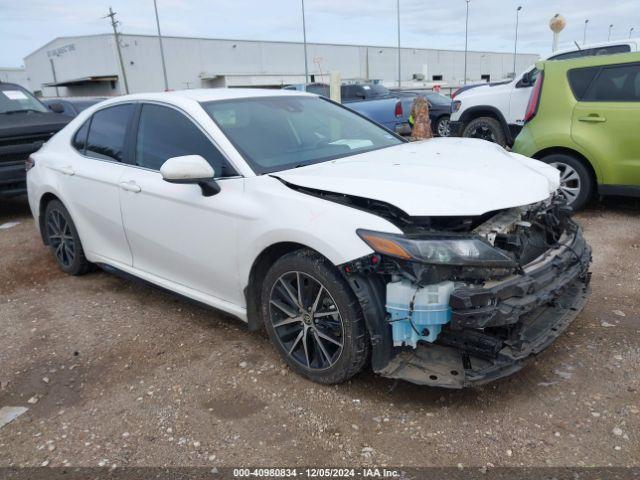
{"left": 524, "top": 72, "right": 544, "bottom": 123}
{"left": 394, "top": 100, "right": 403, "bottom": 118}
{"left": 451, "top": 88, "right": 461, "bottom": 99}
{"left": 451, "top": 100, "right": 462, "bottom": 113}
{"left": 25, "top": 156, "right": 35, "bottom": 171}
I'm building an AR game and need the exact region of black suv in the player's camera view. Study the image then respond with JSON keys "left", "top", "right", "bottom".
{"left": 0, "top": 83, "right": 70, "bottom": 197}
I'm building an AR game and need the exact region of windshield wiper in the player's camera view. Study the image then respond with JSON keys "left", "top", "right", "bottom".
{"left": 4, "top": 109, "right": 43, "bottom": 114}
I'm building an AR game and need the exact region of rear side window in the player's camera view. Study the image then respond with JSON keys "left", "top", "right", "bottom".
{"left": 86, "top": 104, "right": 134, "bottom": 162}
{"left": 72, "top": 120, "right": 90, "bottom": 153}
{"left": 585, "top": 63, "right": 640, "bottom": 101}
{"left": 134, "top": 103, "right": 236, "bottom": 176}
{"left": 591, "top": 45, "right": 631, "bottom": 56}
{"left": 568, "top": 67, "right": 599, "bottom": 100}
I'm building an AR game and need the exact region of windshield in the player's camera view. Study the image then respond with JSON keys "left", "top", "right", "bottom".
{"left": 202, "top": 96, "right": 404, "bottom": 174}
{"left": 0, "top": 85, "right": 48, "bottom": 114}
{"left": 426, "top": 93, "right": 452, "bottom": 105}
{"left": 364, "top": 84, "right": 391, "bottom": 97}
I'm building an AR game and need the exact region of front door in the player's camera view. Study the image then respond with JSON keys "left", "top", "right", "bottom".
{"left": 118, "top": 102, "right": 244, "bottom": 305}
{"left": 571, "top": 62, "right": 640, "bottom": 186}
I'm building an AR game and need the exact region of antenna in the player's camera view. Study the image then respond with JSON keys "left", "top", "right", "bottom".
{"left": 103, "top": 7, "right": 130, "bottom": 94}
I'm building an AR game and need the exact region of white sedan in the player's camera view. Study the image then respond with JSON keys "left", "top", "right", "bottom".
{"left": 27, "top": 89, "right": 591, "bottom": 388}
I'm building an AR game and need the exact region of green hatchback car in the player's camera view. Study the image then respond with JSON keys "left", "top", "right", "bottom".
{"left": 513, "top": 52, "right": 640, "bottom": 209}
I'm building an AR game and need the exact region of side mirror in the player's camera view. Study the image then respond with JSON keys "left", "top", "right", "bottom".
{"left": 49, "top": 102, "right": 65, "bottom": 114}
{"left": 160, "top": 155, "right": 220, "bottom": 197}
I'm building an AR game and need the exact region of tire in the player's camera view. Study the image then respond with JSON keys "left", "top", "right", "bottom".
{"left": 44, "top": 199, "right": 93, "bottom": 275}
{"left": 434, "top": 115, "right": 451, "bottom": 137}
{"left": 261, "top": 249, "right": 369, "bottom": 384}
{"left": 462, "top": 116, "right": 507, "bottom": 147}
{"left": 541, "top": 153, "right": 593, "bottom": 210}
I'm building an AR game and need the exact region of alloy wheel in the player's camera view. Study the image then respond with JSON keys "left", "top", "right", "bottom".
{"left": 46, "top": 208, "right": 76, "bottom": 267}
{"left": 269, "top": 271, "right": 344, "bottom": 371}
{"left": 437, "top": 118, "right": 451, "bottom": 137}
{"left": 550, "top": 161, "right": 581, "bottom": 205}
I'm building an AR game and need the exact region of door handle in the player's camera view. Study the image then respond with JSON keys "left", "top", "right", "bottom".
{"left": 578, "top": 115, "right": 606, "bottom": 123}
{"left": 53, "top": 165, "right": 75, "bottom": 175}
{"left": 119, "top": 181, "right": 141, "bottom": 193}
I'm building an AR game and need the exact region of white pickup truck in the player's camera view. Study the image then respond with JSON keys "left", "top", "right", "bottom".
{"left": 449, "top": 39, "right": 640, "bottom": 147}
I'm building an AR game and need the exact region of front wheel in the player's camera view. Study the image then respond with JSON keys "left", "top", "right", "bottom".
{"left": 462, "top": 116, "right": 507, "bottom": 146}
{"left": 261, "top": 249, "right": 369, "bottom": 384}
{"left": 541, "top": 153, "right": 593, "bottom": 210}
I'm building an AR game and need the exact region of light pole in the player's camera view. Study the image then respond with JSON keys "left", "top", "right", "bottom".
{"left": 513, "top": 6, "right": 522, "bottom": 77}
{"left": 464, "top": 0, "right": 470, "bottom": 85}
{"left": 583, "top": 19, "right": 589, "bottom": 45}
{"left": 301, "top": 0, "right": 309, "bottom": 84}
{"left": 630, "top": 27, "right": 635, "bottom": 39}
{"left": 397, "top": 0, "right": 401, "bottom": 88}
{"left": 608, "top": 24, "right": 613, "bottom": 41}
{"left": 153, "top": 0, "right": 169, "bottom": 91}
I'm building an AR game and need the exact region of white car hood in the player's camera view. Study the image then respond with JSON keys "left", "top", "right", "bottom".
{"left": 274, "top": 138, "right": 560, "bottom": 217}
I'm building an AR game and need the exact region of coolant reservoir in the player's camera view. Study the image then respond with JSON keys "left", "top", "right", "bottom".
{"left": 385, "top": 280, "right": 454, "bottom": 348}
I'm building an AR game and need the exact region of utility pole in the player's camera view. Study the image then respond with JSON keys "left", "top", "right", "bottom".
{"left": 49, "top": 59, "right": 59, "bottom": 96}
{"left": 104, "top": 7, "right": 129, "bottom": 94}
{"left": 301, "top": 0, "right": 309, "bottom": 83}
{"left": 583, "top": 19, "right": 589, "bottom": 45}
{"left": 464, "top": 0, "right": 470, "bottom": 85}
{"left": 608, "top": 24, "right": 613, "bottom": 41}
{"left": 153, "top": 0, "right": 169, "bottom": 91}
{"left": 397, "top": 0, "right": 401, "bottom": 88}
{"left": 629, "top": 27, "right": 634, "bottom": 39}
{"left": 513, "top": 6, "right": 522, "bottom": 78}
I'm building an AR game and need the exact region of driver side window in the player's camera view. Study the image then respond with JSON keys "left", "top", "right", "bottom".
{"left": 134, "top": 104, "right": 237, "bottom": 177}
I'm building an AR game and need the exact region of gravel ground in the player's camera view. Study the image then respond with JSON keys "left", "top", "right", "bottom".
{"left": 0, "top": 195, "right": 638, "bottom": 469}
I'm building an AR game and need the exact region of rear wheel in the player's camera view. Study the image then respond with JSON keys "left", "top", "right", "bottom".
{"left": 462, "top": 116, "right": 507, "bottom": 146}
{"left": 261, "top": 249, "right": 369, "bottom": 384}
{"left": 44, "top": 200, "right": 93, "bottom": 275}
{"left": 434, "top": 115, "right": 451, "bottom": 137}
{"left": 541, "top": 153, "right": 593, "bottom": 210}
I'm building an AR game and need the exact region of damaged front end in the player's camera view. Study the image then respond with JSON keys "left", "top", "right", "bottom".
{"left": 342, "top": 196, "right": 592, "bottom": 388}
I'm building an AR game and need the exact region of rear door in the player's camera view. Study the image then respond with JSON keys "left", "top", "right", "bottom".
{"left": 570, "top": 62, "right": 640, "bottom": 186}
{"left": 118, "top": 102, "right": 245, "bottom": 304}
{"left": 54, "top": 104, "right": 134, "bottom": 265}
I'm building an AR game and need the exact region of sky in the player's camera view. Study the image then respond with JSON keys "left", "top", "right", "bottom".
{"left": 0, "top": 0, "right": 638, "bottom": 67}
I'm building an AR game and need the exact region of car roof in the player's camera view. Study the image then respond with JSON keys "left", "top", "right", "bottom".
{"left": 538, "top": 51, "right": 640, "bottom": 71}
{"left": 115, "top": 88, "right": 313, "bottom": 104}
{"left": 545, "top": 38, "right": 639, "bottom": 60}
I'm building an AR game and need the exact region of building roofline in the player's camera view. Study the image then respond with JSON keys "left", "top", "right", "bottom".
{"left": 24, "top": 32, "right": 539, "bottom": 60}
{"left": 23, "top": 33, "right": 113, "bottom": 60}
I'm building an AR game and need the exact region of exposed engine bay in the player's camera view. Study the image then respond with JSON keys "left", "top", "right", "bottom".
{"left": 341, "top": 193, "right": 591, "bottom": 388}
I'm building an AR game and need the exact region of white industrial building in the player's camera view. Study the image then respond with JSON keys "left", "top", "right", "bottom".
{"left": 24, "top": 33, "right": 539, "bottom": 97}
{"left": 0, "top": 67, "right": 29, "bottom": 89}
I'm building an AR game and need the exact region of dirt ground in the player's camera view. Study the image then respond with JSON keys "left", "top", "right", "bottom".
{"left": 0, "top": 195, "right": 638, "bottom": 469}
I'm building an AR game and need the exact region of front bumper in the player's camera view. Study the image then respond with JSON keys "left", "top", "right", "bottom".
{"left": 0, "top": 161, "right": 27, "bottom": 197}
{"left": 378, "top": 227, "right": 592, "bottom": 388}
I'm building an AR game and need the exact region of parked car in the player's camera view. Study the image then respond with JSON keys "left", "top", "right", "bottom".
{"left": 0, "top": 82, "right": 70, "bottom": 198}
{"left": 513, "top": 52, "right": 640, "bottom": 210}
{"left": 27, "top": 89, "right": 591, "bottom": 388}
{"left": 42, "top": 97, "right": 106, "bottom": 117}
{"left": 450, "top": 39, "right": 640, "bottom": 147}
{"left": 393, "top": 90, "right": 454, "bottom": 136}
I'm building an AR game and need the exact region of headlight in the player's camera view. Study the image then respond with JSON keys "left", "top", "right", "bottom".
{"left": 357, "top": 229, "right": 515, "bottom": 267}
